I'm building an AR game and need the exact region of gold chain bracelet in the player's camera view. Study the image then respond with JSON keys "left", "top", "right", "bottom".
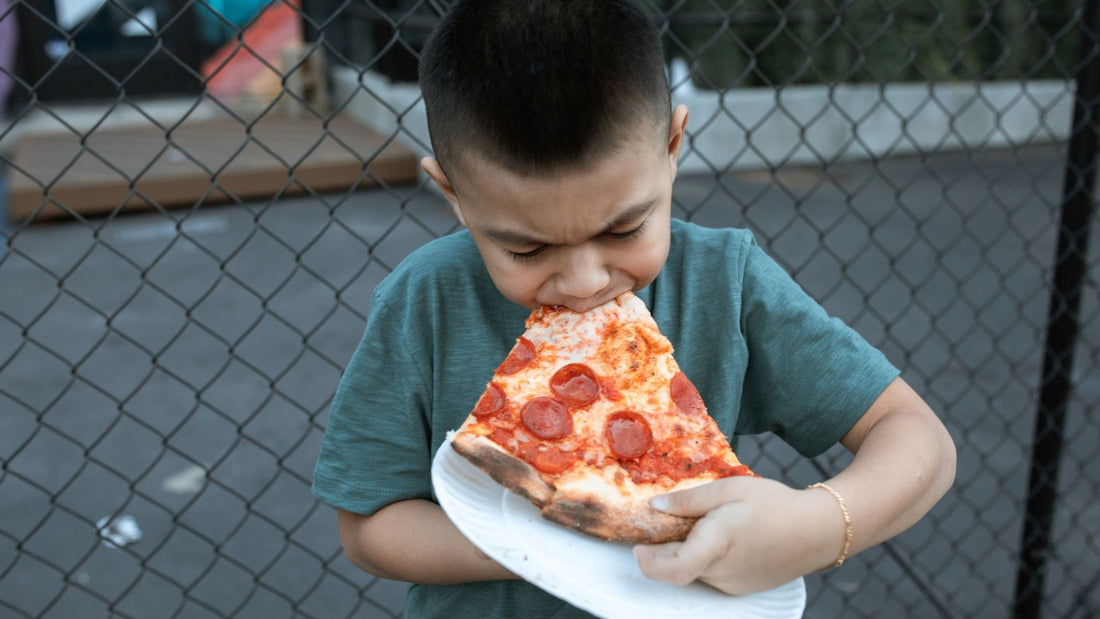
{"left": 807, "top": 482, "right": 853, "bottom": 569}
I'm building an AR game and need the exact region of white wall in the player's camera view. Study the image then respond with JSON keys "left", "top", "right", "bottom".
{"left": 332, "top": 65, "right": 1074, "bottom": 177}
{"left": 673, "top": 80, "right": 1073, "bottom": 175}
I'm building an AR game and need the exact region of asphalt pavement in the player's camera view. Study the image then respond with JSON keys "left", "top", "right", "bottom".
{"left": 1, "top": 142, "right": 1097, "bottom": 618}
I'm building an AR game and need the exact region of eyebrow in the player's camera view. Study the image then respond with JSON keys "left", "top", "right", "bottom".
{"left": 483, "top": 197, "right": 659, "bottom": 246}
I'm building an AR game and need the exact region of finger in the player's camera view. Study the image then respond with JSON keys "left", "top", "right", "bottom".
{"left": 650, "top": 476, "right": 754, "bottom": 517}
{"left": 633, "top": 542, "right": 703, "bottom": 586}
{"left": 633, "top": 515, "right": 729, "bottom": 585}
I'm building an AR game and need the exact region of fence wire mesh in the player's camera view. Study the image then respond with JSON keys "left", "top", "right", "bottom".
{"left": 0, "top": 0, "right": 1098, "bottom": 617}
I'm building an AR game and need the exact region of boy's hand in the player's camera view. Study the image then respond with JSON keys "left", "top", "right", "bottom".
{"left": 632, "top": 477, "right": 841, "bottom": 595}
{"left": 632, "top": 378, "right": 957, "bottom": 596}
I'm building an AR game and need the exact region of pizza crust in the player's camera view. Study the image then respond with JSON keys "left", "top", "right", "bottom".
{"left": 450, "top": 431, "right": 555, "bottom": 507}
{"left": 543, "top": 480, "right": 698, "bottom": 544}
{"left": 449, "top": 431, "right": 702, "bottom": 544}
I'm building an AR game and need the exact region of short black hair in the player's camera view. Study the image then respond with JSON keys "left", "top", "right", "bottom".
{"left": 419, "top": 0, "right": 670, "bottom": 178}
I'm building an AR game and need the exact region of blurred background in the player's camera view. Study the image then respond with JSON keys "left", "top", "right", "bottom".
{"left": 0, "top": 0, "right": 1097, "bottom": 617}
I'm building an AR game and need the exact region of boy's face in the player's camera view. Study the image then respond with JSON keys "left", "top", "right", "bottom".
{"left": 425, "top": 105, "right": 689, "bottom": 313}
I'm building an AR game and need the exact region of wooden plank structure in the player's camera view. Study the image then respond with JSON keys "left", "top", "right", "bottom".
{"left": 6, "top": 114, "right": 420, "bottom": 222}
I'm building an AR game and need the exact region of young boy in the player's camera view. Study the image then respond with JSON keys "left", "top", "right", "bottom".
{"left": 312, "top": 0, "right": 956, "bottom": 616}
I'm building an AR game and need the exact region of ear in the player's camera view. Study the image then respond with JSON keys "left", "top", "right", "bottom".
{"left": 667, "top": 104, "right": 689, "bottom": 178}
{"left": 421, "top": 157, "right": 466, "bottom": 226}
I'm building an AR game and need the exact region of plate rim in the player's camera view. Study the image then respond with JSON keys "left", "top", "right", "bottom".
{"left": 432, "top": 438, "right": 806, "bottom": 619}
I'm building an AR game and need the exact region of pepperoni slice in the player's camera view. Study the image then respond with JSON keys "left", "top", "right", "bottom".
{"left": 517, "top": 443, "right": 577, "bottom": 474}
{"left": 601, "top": 377, "right": 623, "bottom": 401}
{"left": 520, "top": 397, "right": 573, "bottom": 440}
{"left": 605, "top": 411, "right": 652, "bottom": 459}
{"left": 472, "top": 383, "right": 505, "bottom": 417}
{"left": 670, "top": 372, "right": 706, "bottom": 416}
{"left": 498, "top": 337, "right": 536, "bottom": 375}
{"left": 549, "top": 363, "right": 600, "bottom": 407}
{"left": 487, "top": 426, "right": 513, "bottom": 447}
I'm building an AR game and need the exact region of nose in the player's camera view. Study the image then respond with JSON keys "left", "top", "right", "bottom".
{"left": 555, "top": 246, "right": 611, "bottom": 309}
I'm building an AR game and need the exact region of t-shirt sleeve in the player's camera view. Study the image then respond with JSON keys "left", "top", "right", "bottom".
{"left": 735, "top": 235, "right": 900, "bottom": 457}
{"left": 311, "top": 291, "right": 434, "bottom": 516}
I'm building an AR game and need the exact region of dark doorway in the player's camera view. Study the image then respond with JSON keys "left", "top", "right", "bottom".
{"left": 14, "top": 0, "right": 206, "bottom": 103}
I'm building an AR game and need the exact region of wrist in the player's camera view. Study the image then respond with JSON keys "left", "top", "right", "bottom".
{"left": 802, "top": 482, "right": 853, "bottom": 572}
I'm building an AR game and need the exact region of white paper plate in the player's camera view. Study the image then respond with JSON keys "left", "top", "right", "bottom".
{"left": 432, "top": 439, "right": 806, "bottom": 619}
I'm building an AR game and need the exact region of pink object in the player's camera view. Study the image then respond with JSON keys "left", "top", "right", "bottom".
{"left": 200, "top": 0, "right": 302, "bottom": 101}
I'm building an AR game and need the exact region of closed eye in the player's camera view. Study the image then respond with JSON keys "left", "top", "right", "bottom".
{"left": 507, "top": 246, "right": 547, "bottom": 262}
{"left": 605, "top": 220, "right": 647, "bottom": 241}
{"left": 505, "top": 219, "right": 646, "bottom": 262}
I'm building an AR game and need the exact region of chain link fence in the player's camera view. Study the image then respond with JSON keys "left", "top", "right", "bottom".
{"left": 1, "top": 0, "right": 1098, "bottom": 617}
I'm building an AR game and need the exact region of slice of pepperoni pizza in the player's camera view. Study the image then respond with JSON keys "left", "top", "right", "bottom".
{"left": 449, "top": 292, "right": 757, "bottom": 544}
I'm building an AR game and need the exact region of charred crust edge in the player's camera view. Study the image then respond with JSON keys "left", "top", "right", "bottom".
{"left": 450, "top": 433, "right": 698, "bottom": 544}
{"left": 451, "top": 433, "right": 555, "bottom": 506}
{"left": 541, "top": 495, "right": 697, "bottom": 544}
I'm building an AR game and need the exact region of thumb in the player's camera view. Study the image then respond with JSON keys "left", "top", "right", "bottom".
{"left": 650, "top": 477, "right": 750, "bottom": 517}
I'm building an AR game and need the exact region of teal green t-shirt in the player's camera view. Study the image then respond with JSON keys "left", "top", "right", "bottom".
{"left": 312, "top": 219, "right": 899, "bottom": 618}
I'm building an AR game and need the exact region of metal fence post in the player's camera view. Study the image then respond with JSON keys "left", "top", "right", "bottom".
{"left": 1013, "top": 1, "right": 1100, "bottom": 617}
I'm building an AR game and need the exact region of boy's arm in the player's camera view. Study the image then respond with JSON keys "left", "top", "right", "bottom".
{"left": 632, "top": 376, "right": 956, "bottom": 595}
{"left": 338, "top": 500, "right": 519, "bottom": 584}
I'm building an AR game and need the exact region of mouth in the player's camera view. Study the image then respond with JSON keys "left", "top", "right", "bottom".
{"left": 549, "top": 290, "right": 627, "bottom": 314}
